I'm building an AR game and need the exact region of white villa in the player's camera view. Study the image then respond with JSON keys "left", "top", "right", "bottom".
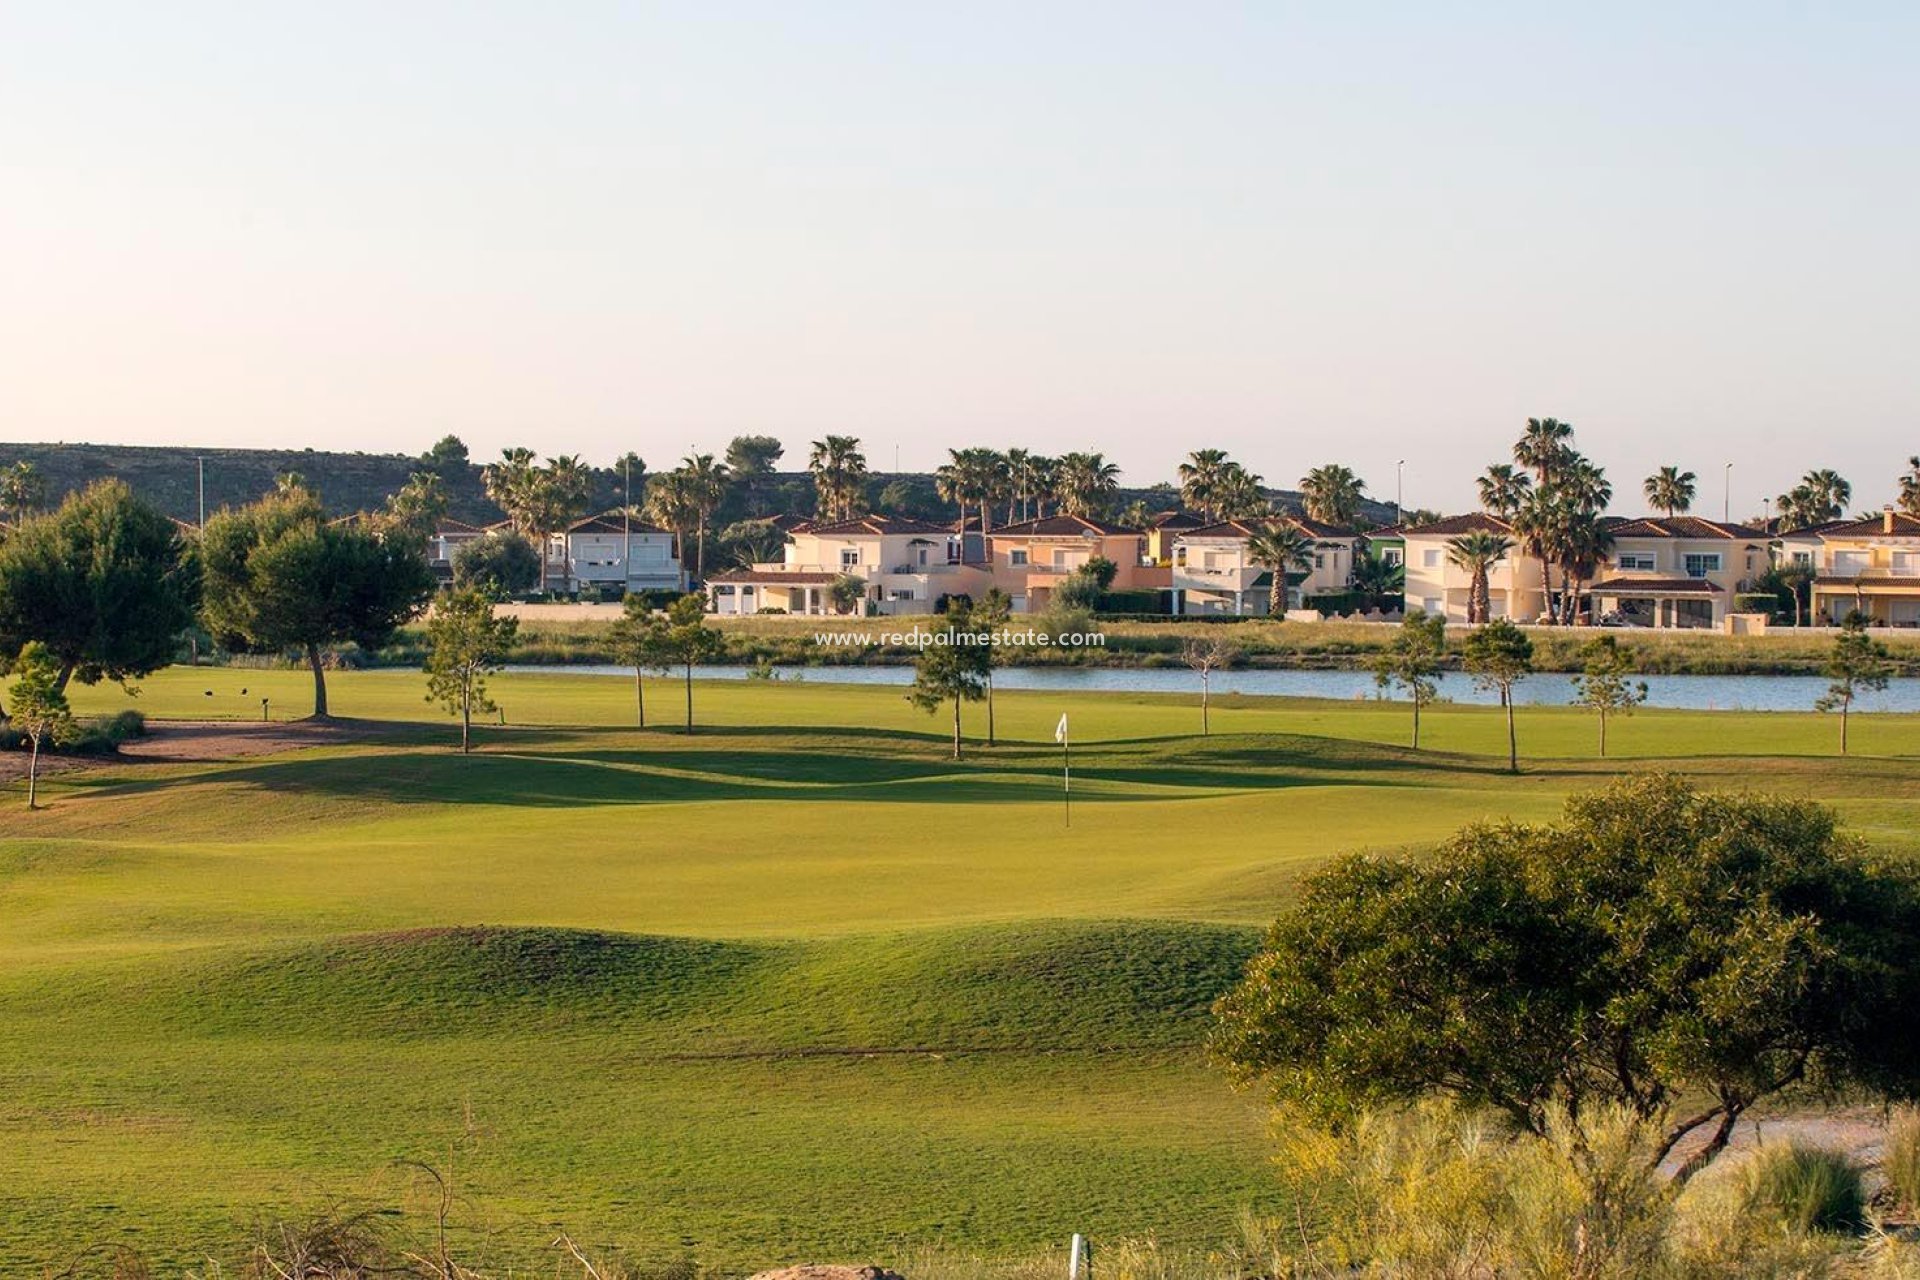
{"left": 1169, "top": 516, "right": 1359, "bottom": 615}
{"left": 548, "top": 512, "right": 686, "bottom": 594}
{"left": 706, "top": 515, "right": 989, "bottom": 615}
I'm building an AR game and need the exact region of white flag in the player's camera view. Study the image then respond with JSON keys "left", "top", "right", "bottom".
{"left": 1054, "top": 713, "right": 1069, "bottom": 744}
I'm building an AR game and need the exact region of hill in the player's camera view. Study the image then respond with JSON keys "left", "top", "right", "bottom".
{"left": 0, "top": 439, "right": 1398, "bottom": 528}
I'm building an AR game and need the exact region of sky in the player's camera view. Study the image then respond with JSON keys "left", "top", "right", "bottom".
{"left": 2, "top": 2, "right": 1915, "bottom": 515}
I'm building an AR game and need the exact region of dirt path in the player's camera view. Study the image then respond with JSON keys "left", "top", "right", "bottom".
{"left": 0, "top": 718, "right": 380, "bottom": 782}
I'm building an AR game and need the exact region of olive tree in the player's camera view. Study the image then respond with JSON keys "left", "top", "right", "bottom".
{"left": 201, "top": 485, "right": 434, "bottom": 717}
{"left": 1212, "top": 775, "right": 1920, "bottom": 1185}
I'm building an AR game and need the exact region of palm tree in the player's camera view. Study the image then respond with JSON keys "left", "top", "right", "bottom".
{"left": 643, "top": 470, "right": 699, "bottom": 569}
{"left": 807, "top": 436, "right": 868, "bottom": 521}
{"left": 1055, "top": 452, "right": 1121, "bottom": 517}
{"left": 1513, "top": 417, "right": 1575, "bottom": 485}
{"left": 935, "top": 448, "right": 1006, "bottom": 536}
{"left": 679, "top": 452, "right": 732, "bottom": 581}
{"left": 1349, "top": 549, "right": 1405, "bottom": 612}
{"left": 1298, "top": 464, "right": 1366, "bottom": 526}
{"left": 1178, "top": 449, "right": 1233, "bottom": 519}
{"left": 1446, "top": 531, "right": 1512, "bottom": 624}
{"left": 1800, "top": 469, "right": 1852, "bottom": 522}
{"left": 1245, "top": 521, "right": 1316, "bottom": 619}
{"left": 482, "top": 447, "right": 542, "bottom": 535}
{"left": 1476, "top": 464, "right": 1533, "bottom": 520}
{"left": 1900, "top": 457, "right": 1920, "bottom": 519}
{"left": 1557, "top": 512, "right": 1614, "bottom": 624}
{"left": 1511, "top": 493, "right": 1562, "bottom": 624}
{"left": 1005, "top": 448, "right": 1040, "bottom": 523}
{"left": 1558, "top": 456, "right": 1612, "bottom": 515}
{"left": 1214, "top": 463, "right": 1269, "bottom": 519}
{"left": 1029, "top": 455, "right": 1059, "bottom": 518}
{"left": 1643, "top": 466, "right": 1697, "bottom": 519}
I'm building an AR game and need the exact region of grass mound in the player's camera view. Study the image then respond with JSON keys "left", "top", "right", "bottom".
{"left": 166, "top": 926, "right": 774, "bottom": 1036}
{"left": 140, "top": 920, "right": 1259, "bottom": 1052}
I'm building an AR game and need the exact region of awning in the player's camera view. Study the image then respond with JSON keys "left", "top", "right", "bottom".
{"left": 1591, "top": 578, "right": 1721, "bottom": 597}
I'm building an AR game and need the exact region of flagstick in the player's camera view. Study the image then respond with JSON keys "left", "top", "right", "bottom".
{"left": 1063, "top": 731, "right": 1071, "bottom": 828}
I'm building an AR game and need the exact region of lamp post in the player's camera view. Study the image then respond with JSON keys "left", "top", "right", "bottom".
{"left": 1396, "top": 460, "right": 1405, "bottom": 524}
{"left": 1724, "top": 462, "right": 1733, "bottom": 523}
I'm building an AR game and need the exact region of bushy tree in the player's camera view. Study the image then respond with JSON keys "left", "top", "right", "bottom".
{"left": 452, "top": 531, "right": 542, "bottom": 597}
{"left": 1817, "top": 613, "right": 1892, "bottom": 755}
{"left": 9, "top": 642, "right": 75, "bottom": 809}
{"left": 422, "top": 588, "right": 518, "bottom": 753}
{"left": 0, "top": 479, "right": 199, "bottom": 694}
{"left": 201, "top": 485, "right": 434, "bottom": 717}
{"left": 1462, "top": 618, "right": 1532, "bottom": 773}
{"left": 1371, "top": 610, "right": 1446, "bottom": 747}
{"left": 906, "top": 604, "right": 993, "bottom": 760}
{"left": 1572, "top": 634, "right": 1646, "bottom": 756}
{"left": 1213, "top": 775, "right": 1920, "bottom": 1185}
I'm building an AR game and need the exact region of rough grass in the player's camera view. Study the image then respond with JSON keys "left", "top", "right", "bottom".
{"left": 3, "top": 669, "right": 1919, "bottom": 1272}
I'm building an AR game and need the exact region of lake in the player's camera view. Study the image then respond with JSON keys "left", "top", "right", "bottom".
{"left": 506, "top": 665, "right": 1920, "bottom": 713}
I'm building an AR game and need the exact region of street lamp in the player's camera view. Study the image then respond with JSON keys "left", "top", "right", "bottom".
{"left": 1724, "top": 462, "right": 1733, "bottom": 523}
{"left": 1396, "top": 460, "right": 1405, "bottom": 524}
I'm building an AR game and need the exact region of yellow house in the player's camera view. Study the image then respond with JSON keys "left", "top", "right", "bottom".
{"left": 1588, "top": 517, "right": 1768, "bottom": 629}
{"left": 1398, "top": 514, "right": 1546, "bottom": 623}
{"left": 1782, "top": 508, "right": 1920, "bottom": 626}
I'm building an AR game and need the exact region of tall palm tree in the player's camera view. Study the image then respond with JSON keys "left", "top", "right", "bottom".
{"left": 1513, "top": 417, "right": 1575, "bottom": 486}
{"left": 537, "top": 455, "right": 594, "bottom": 593}
{"left": 1349, "top": 549, "right": 1405, "bottom": 612}
{"left": 1511, "top": 493, "right": 1562, "bottom": 624}
{"left": 1446, "top": 531, "right": 1512, "bottom": 624}
{"left": 1476, "top": 464, "right": 1533, "bottom": 521}
{"left": 1557, "top": 456, "right": 1612, "bottom": 515}
{"left": 1214, "top": 463, "right": 1269, "bottom": 519}
{"left": 483, "top": 447, "right": 542, "bottom": 535}
{"left": 1055, "top": 452, "right": 1121, "bottom": 517}
{"left": 679, "top": 452, "right": 732, "bottom": 581}
{"left": 1178, "top": 449, "right": 1233, "bottom": 519}
{"left": 1643, "top": 466, "right": 1697, "bottom": 519}
{"left": 1900, "top": 457, "right": 1920, "bottom": 519}
{"left": 1298, "top": 463, "right": 1366, "bottom": 526}
{"left": 1800, "top": 469, "right": 1852, "bottom": 522}
{"left": 1245, "top": 521, "right": 1316, "bottom": 619}
{"left": 807, "top": 436, "right": 868, "bottom": 521}
{"left": 1557, "top": 512, "right": 1613, "bottom": 624}
{"left": 1029, "top": 455, "right": 1059, "bottom": 519}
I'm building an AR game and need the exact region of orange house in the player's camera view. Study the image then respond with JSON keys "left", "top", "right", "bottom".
{"left": 986, "top": 515, "right": 1153, "bottom": 612}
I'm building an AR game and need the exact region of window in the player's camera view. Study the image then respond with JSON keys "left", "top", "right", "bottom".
{"left": 1790, "top": 550, "right": 1813, "bottom": 567}
{"left": 1422, "top": 549, "right": 1441, "bottom": 568}
{"left": 1010, "top": 549, "right": 1029, "bottom": 566}
{"left": 1682, "top": 553, "right": 1722, "bottom": 578}
{"left": 1617, "top": 553, "right": 1656, "bottom": 572}
{"left": 1383, "top": 548, "right": 1403, "bottom": 567}
{"left": 915, "top": 546, "right": 929, "bottom": 567}
{"left": 1422, "top": 597, "right": 1442, "bottom": 614}
{"left": 840, "top": 548, "right": 860, "bottom": 569}
{"left": 1313, "top": 553, "right": 1325, "bottom": 569}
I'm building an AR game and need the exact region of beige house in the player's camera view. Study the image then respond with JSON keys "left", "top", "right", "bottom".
{"left": 428, "top": 517, "right": 508, "bottom": 582}
{"left": 1588, "top": 517, "right": 1767, "bottom": 629}
{"left": 1399, "top": 514, "right": 1544, "bottom": 623}
{"left": 986, "top": 515, "right": 1152, "bottom": 613}
{"left": 706, "top": 515, "right": 988, "bottom": 615}
{"left": 1779, "top": 508, "right": 1920, "bottom": 625}
{"left": 1170, "top": 516, "right": 1359, "bottom": 615}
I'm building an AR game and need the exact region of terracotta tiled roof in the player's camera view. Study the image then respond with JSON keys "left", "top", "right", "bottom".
{"left": 1145, "top": 509, "right": 1206, "bottom": 529}
{"left": 803, "top": 515, "right": 952, "bottom": 537}
{"left": 1399, "top": 513, "right": 1516, "bottom": 537}
{"left": 1591, "top": 576, "right": 1722, "bottom": 595}
{"left": 1181, "top": 515, "right": 1357, "bottom": 541}
{"left": 1602, "top": 516, "right": 1765, "bottom": 540}
{"left": 567, "top": 511, "right": 670, "bottom": 535}
{"left": 432, "top": 518, "right": 496, "bottom": 535}
{"left": 1809, "top": 512, "right": 1920, "bottom": 539}
{"left": 706, "top": 568, "right": 843, "bottom": 585}
{"left": 992, "top": 514, "right": 1139, "bottom": 537}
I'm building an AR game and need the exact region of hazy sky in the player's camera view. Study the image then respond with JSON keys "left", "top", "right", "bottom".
{"left": 3, "top": 3, "right": 1915, "bottom": 514}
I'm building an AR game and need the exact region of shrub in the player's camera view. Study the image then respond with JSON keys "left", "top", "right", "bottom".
{"left": 1741, "top": 1142, "right": 1865, "bottom": 1234}
{"left": 1887, "top": 1107, "right": 1920, "bottom": 1217}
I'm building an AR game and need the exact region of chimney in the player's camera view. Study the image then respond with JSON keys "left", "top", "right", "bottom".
{"left": 1886, "top": 504, "right": 1897, "bottom": 535}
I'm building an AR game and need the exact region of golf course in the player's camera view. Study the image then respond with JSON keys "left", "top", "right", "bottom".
{"left": 4, "top": 667, "right": 1919, "bottom": 1273}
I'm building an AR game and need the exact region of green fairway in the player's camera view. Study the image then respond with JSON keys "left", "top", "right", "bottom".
{"left": 3, "top": 667, "right": 1919, "bottom": 1271}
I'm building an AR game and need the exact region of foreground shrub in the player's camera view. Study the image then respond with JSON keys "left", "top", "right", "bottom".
{"left": 1888, "top": 1107, "right": 1920, "bottom": 1217}
{"left": 1741, "top": 1142, "right": 1866, "bottom": 1235}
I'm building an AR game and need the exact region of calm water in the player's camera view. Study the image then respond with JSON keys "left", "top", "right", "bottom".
{"left": 505, "top": 664, "right": 1920, "bottom": 713}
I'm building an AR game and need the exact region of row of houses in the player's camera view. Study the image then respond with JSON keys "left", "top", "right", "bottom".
{"left": 430, "top": 502, "right": 1920, "bottom": 628}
